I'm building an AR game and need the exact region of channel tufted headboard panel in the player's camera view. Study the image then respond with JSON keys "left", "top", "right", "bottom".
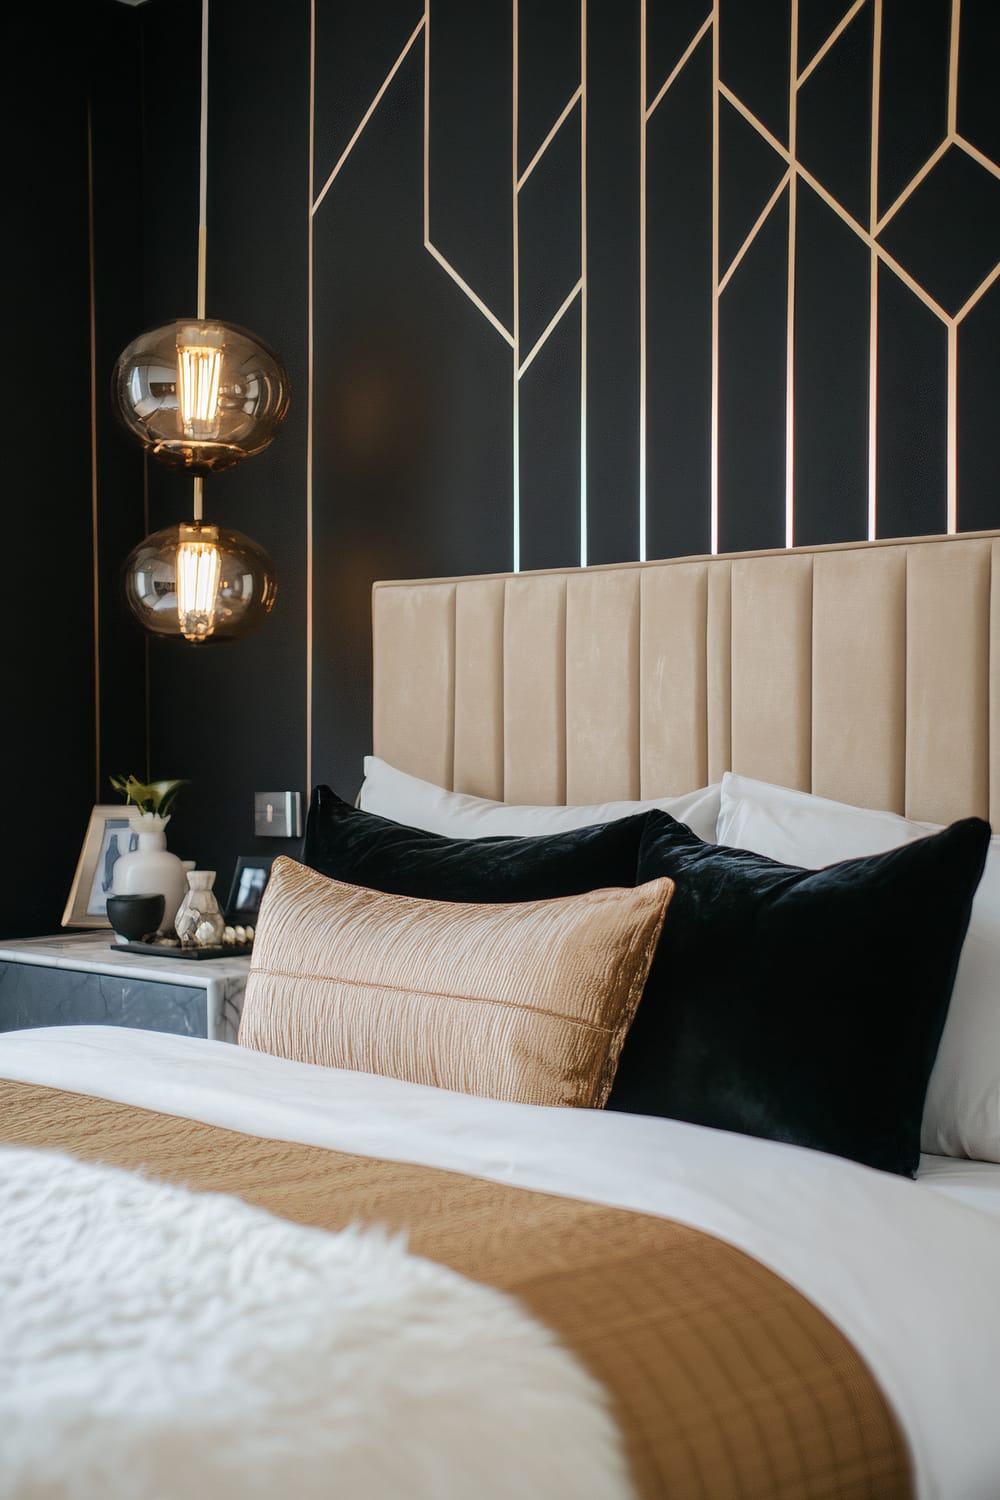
{"left": 372, "top": 531, "right": 1000, "bottom": 829}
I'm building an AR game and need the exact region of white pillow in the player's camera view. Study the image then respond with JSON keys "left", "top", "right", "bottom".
{"left": 359, "top": 756, "right": 721, "bottom": 843}
{"left": 717, "top": 773, "right": 1000, "bottom": 1164}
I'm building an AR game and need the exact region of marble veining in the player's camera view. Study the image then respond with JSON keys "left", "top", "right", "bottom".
{"left": 0, "top": 934, "right": 251, "bottom": 1043}
{"left": 0, "top": 963, "right": 208, "bottom": 1038}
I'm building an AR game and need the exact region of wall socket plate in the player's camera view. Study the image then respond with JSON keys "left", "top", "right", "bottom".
{"left": 254, "top": 791, "right": 303, "bottom": 839}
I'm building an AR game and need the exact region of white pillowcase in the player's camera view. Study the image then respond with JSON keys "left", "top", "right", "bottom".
{"left": 717, "top": 772, "right": 1000, "bottom": 1165}
{"left": 359, "top": 756, "right": 721, "bottom": 843}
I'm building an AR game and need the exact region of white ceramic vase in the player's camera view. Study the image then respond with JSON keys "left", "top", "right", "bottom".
{"left": 111, "top": 813, "right": 188, "bottom": 933}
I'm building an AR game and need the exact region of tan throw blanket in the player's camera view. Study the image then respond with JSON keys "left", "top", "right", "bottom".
{"left": 0, "top": 1081, "right": 913, "bottom": 1499}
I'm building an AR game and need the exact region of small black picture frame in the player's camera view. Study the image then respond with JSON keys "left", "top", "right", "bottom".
{"left": 225, "top": 855, "right": 276, "bottom": 922}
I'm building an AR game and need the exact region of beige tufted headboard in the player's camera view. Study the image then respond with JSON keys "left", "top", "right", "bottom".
{"left": 372, "top": 531, "right": 1000, "bottom": 829}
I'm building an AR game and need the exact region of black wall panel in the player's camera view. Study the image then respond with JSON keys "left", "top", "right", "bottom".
{"left": 876, "top": 264, "right": 948, "bottom": 540}
{"left": 10, "top": 0, "right": 1000, "bottom": 934}
{"left": 718, "top": 194, "right": 789, "bottom": 555}
{"left": 645, "top": 33, "right": 713, "bottom": 562}
{"left": 0, "top": 3, "right": 144, "bottom": 938}
{"left": 793, "top": 187, "right": 870, "bottom": 546}
{"left": 585, "top": 0, "right": 641, "bottom": 566}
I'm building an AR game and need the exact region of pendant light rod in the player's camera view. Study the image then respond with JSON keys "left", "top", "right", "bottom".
{"left": 193, "top": 475, "right": 204, "bottom": 523}
{"left": 196, "top": 0, "right": 210, "bottom": 320}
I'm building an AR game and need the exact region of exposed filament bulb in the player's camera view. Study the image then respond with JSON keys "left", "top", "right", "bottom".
{"left": 176, "top": 523, "right": 222, "bottom": 641}
{"left": 176, "top": 324, "right": 225, "bottom": 439}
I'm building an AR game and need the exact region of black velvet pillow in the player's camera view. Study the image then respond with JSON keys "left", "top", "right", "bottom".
{"left": 303, "top": 785, "right": 648, "bottom": 902}
{"left": 607, "top": 812, "right": 991, "bottom": 1177}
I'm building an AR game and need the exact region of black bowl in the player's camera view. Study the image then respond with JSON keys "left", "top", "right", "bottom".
{"left": 107, "top": 892, "right": 166, "bottom": 943}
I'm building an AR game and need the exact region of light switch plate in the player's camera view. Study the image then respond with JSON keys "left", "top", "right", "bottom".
{"left": 254, "top": 791, "right": 303, "bottom": 838}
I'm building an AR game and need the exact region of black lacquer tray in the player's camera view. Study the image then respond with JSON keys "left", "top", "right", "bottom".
{"left": 110, "top": 940, "right": 254, "bottom": 961}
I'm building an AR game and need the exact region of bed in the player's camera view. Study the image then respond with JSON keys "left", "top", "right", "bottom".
{"left": 4, "top": 529, "right": 1000, "bottom": 1500}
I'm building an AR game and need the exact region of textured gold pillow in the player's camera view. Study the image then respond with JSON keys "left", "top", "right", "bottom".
{"left": 238, "top": 857, "right": 674, "bottom": 1108}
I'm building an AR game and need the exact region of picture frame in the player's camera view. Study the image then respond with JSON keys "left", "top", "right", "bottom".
{"left": 62, "top": 805, "right": 140, "bottom": 929}
{"left": 225, "top": 855, "right": 276, "bottom": 922}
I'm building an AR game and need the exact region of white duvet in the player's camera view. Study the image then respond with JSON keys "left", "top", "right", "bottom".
{"left": 2, "top": 1025, "right": 1000, "bottom": 1500}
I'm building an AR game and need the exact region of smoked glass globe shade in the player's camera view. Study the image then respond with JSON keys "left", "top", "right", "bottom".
{"left": 123, "top": 522, "right": 277, "bottom": 643}
{"left": 113, "top": 319, "right": 290, "bottom": 475}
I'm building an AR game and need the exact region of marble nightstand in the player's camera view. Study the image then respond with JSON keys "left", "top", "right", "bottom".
{"left": 0, "top": 933, "right": 251, "bottom": 1043}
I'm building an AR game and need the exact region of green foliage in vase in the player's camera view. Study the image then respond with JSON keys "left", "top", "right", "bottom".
{"left": 109, "top": 774, "right": 189, "bottom": 819}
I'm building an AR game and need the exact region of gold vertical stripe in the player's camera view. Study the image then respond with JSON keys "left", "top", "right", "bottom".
{"left": 710, "top": 5, "right": 719, "bottom": 554}
{"left": 197, "top": 0, "right": 209, "bottom": 319}
{"left": 423, "top": 0, "right": 431, "bottom": 245}
{"left": 868, "top": 0, "right": 882, "bottom": 540}
{"left": 639, "top": 0, "right": 647, "bottom": 561}
{"left": 513, "top": 0, "right": 520, "bottom": 571}
{"left": 947, "top": 0, "right": 961, "bottom": 532}
{"left": 947, "top": 321, "right": 958, "bottom": 532}
{"left": 948, "top": 0, "right": 960, "bottom": 138}
{"left": 143, "top": 456, "right": 150, "bottom": 783}
{"left": 86, "top": 102, "right": 100, "bottom": 803}
{"left": 580, "top": 0, "right": 588, "bottom": 568}
{"left": 306, "top": 0, "right": 315, "bottom": 796}
{"left": 785, "top": 0, "right": 799, "bottom": 549}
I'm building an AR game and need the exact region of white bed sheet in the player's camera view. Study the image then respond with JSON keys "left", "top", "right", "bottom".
{"left": 918, "top": 1151, "right": 1000, "bottom": 1221}
{"left": 2, "top": 1026, "right": 999, "bottom": 1500}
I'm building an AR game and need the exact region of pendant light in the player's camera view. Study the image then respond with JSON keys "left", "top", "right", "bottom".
{"left": 113, "top": 0, "right": 288, "bottom": 645}
{"left": 114, "top": 318, "right": 289, "bottom": 475}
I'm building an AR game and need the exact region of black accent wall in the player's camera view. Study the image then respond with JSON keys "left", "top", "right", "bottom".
{"left": 3, "top": 0, "right": 1000, "bottom": 937}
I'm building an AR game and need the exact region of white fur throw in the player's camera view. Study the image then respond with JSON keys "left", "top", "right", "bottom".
{"left": 0, "top": 1146, "right": 634, "bottom": 1500}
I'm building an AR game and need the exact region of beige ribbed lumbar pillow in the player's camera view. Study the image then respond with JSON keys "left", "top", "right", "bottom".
{"left": 238, "top": 857, "right": 674, "bottom": 1108}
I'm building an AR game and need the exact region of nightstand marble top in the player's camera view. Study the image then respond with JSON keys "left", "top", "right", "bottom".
{"left": 0, "top": 932, "right": 252, "bottom": 989}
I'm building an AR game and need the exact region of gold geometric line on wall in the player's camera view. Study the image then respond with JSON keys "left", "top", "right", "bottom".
{"left": 422, "top": 2, "right": 514, "bottom": 349}
{"left": 718, "top": 81, "right": 787, "bottom": 158}
{"left": 868, "top": 0, "right": 882, "bottom": 539}
{"left": 518, "top": 279, "right": 582, "bottom": 379}
{"left": 956, "top": 259, "right": 1000, "bottom": 323}
{"left": 955, "top": 134, "right": 1000, "bottom": 183}
{"left": 639, "top": 0, "right": 647, "bottom": 560}
{"left": 718, "top": 172, "right": 789, "bottom": 296}
{"left": 785, "top": 0, "right": 799, "bottom": 547}
{"left": 312, "top": 16, "right": 425, "bottom": 215}
{"left": 714, "top": 0, "right": 1000, "bottom": 538}
{"left": 875, "top": 138, "right": 949, "bottom": 236}
{"left": 518, "top": 87, "right": 581, "bottom": 192}
{"left": 512, "top": 0, "right": 520, "bottom": 570}
{"left": 796, "top": 0, "right": 867, "bottom": 90}
{"left": 948, "top": 0, "right": 961, "bottom": 135}
{"left": 306, "top": 0, "right": 316, "bottom": 798}
{"left": 579, "top": 0, "right": 588, "bottom": 568}
{"left": 711, "top": 2, "right": 720, "bottom": 554}
{"left": 645, "top": 13, "right": 712, "bottom": 121}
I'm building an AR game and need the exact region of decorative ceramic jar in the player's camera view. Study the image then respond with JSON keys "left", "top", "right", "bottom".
{"left": 111, "top": 813, "right": 188, "bottom": 932}
{"left": 174, "top": 870, "right": 226, "bottom": 946}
